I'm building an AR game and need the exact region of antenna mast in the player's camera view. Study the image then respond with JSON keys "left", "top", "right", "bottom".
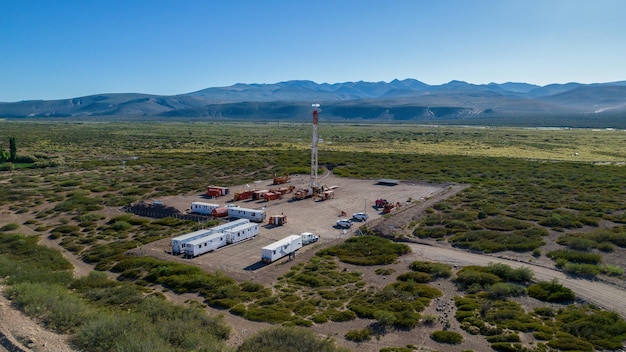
{"left": 310, "top": 104, "right": 320, "bottom": 189}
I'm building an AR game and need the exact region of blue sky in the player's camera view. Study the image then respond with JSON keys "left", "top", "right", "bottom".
{"left": 1, "top": 0, "right": 625, "bottom": 102}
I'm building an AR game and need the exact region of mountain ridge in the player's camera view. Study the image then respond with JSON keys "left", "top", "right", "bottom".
{"left": 2, "top": 79, "right": 625, "bottom": 128}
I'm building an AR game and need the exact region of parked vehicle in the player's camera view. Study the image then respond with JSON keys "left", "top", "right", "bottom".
{"left": 272, "top": 174, "right": 291, "bottom": 185}
{"left": 352, "top": 212, "right": 369, "bottom": 221}
{"left": 336, "top": 219, "right": 353, "bottom": 228}
{"left": 300, "top": 232, "right": 319, "bottom": 245}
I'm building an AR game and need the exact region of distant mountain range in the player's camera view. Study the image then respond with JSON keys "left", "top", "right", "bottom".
{"left": 2, "top": 79, "right": 626, "bottom": 127}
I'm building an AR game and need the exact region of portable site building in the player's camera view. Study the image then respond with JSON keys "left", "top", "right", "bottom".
{"left": 211, "top": 218, "right": 250, "bottom": 232}
{"left": 184, "top": 232, "right": 228, "bottom": 257}
{"left": 190, "top": 202, "right": 220, "bottom": 215}
{"left": 261, "top": 235, "right": 303, "bottom": 263}
{"left": 171, "top": 218, "right": 250, "bottom": 254}
{"left": 227, "top": 206, "right": 266, "bottom": 223}
{"left": 224, "top": 222, "right": 259, "bottom": 244}
{"left": 171, "top": 229, "right": 213, "bottom": 255}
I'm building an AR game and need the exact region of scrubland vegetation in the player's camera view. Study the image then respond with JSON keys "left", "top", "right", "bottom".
{"left": 1, "top": 121, "right": 626, "bottom": 351}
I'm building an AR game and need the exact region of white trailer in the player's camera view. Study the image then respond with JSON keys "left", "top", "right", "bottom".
{"left": 190, "top": 202, "right": 220, "bottom": 215}
{"left": 171, "top": 218, "right": 250, "bottom": 255}
{"left": 171, "top": 229, "right": 213, "bottom": 255}
{"left": 224, "top": 222, "right": 259, "bottom": 244}
{"left": 227, "top": 206, "right": 266, "bottom": 223}
{"left": 261, "top": 235, "right": 303, "bottom": 263}
{"left": 184, "top": 232, "right": 228, "bottom": 257}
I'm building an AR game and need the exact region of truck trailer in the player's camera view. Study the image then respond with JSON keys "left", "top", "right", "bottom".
{"left": 261, "top": 235, "right": 303, "bottom": 263}
{"left": 227, "top": 206, "right": 266, "bottom": 223}
{"left": 190, "top": 202, "right": 220, "bottom": 215}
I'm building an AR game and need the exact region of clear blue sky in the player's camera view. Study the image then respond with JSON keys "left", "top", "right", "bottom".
{"left": 2, "top": 0, "right": 625, "bottom": 102}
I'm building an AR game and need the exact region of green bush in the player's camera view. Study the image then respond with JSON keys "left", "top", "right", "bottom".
{"left": 562, "top": 262, "right": 601, "bottom": 277}
{"left": 408, "top": 261, "right": 451, "bottom": 278}
{"left": 344, "top": 328, "right": 372, "bottom": 342}
{"left": 317, "top": 235, "right": 410, "bottom": 266}
{"left": 237, "top": 326, "right": 348, "bottom": 352}
{"left": 528, "top": 279, "right": 575, "bottom": 302}
{"left": 547, "top": 249, "right": 602, "bottom": 264}
{"left": 0, "top": 223, "right": 19, "bottom": 231}
{"left": 430, "top": 330, "right": 463, "bottom": 344}
{"left": 396, "top": 271, "right": 432, "bottom": 283}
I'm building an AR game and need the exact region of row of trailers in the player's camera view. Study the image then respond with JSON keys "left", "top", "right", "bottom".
{"left": 172, "top": 218, "right": 259, "bottom": 258}
{"left": 190, "top": 202, "right": 266, "bottom": 222}
{"left": 171, "top": 217, "right": 319, "bottom": 263}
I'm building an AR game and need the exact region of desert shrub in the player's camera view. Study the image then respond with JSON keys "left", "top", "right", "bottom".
{"left": 109, "top": 220, "right": 133, "bottom": 231}
{"left": 0, "top": 223, "right": 19, "bottom": 231}
{"left": 229, "top": 304, "right": 246, "bottom": 316}
{"left": 344, "top": 327, "right": 372, "bottom": 342}
{"left": 556, "top": 305, "right": 626, "bottom": 350}
{"left": 450, "top": 229, "right": 544, "bottom": 253}
{"left": 562, "top": 262, "right": 601, "bottom": 277}
{"left": 413, "top": 226, "right": 454, "bottom": 239}
{"left": 311, "top": 314, "right": 328, "bottom": 324}
{"left": 379, "top": 348, "right": 413, "bottom": 352}
{"left": 327, "top": 309, "right": 356, "bottom": 322}
{"left": 8, "top": 282, "right": 94, "bottom": 333}
{"left": 547, "top": 249, "right": 602, "bottom": 264}
{"left": 393, "top": 310, "right": 421, "bottom": 329}
{"left": 375, "top": 268, "right": 396, "bottom": 276}
{"left": 396, "top": 271, "right": 432, "bottom": 283}
{"left": 533, "top": 307, "right": 555, "bottom": 317}
{"left": 599, "top": 264, "right": 624, "bottom": 276}
{"left": 490, "top": 342, "right": 524, "bottom": 352}
{"left": 245, "top": 305, "right": 293, "bottom": 324}
{"left": 546, "top": 333, "right": 594, "bottom": 351}
{"left": 430, "top": 330, "right": 463, "bottom": 344}
{"left": 486, "top": 334, "right": 521, "bottom": 343}
{"left": 237, "top": 326, "right": 347, "bottom": 352}
{"left": 486, "top": 282, "right": 527, "bottom": 299}
{"left": 528, "top": 279, "right": 574, "bottom": 303}
{"left": 408, "top": 261, "right": 451, "bottom": 278}
{"left": 455, "top": 266, "right": 501, "bottom": 289}
{"left": 484, "top": 263, "right": 534, "bottom": 283}
{"left": 480, "top": 216, "right": 531, "bottom": 231}
{"left": 317, "top": 235, "right": 410, "bottom": 265}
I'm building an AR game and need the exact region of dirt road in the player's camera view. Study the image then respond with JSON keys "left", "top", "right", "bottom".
{"left": 407, "top": 242, "right": 626, "bottom": 318}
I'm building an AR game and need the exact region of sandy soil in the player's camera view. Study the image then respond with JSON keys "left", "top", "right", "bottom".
{"left": 1, "top": 173, "right": 626, "bottom": 352}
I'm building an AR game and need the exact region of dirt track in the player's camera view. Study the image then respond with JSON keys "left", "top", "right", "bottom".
{"left": 407, "top": 242, "right": 626, "bottom": 318}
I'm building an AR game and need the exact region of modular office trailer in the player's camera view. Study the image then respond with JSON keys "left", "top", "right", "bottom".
{"left": 190, "top": 202, "right": 220, "bottom": 215}
{"left": 224, "top": 222, "right": 259, "bottom": 244}
{"left": 184, "top": 222, "right": 259, "bottom": 257}
{"left": 171, "top": 218, "right": 250, "bottom": 254}
{"left": 185, "top": 232, "right": 228, "bottom": 257}
{"left": 261, "top": 235, "right": 303, "bottom": 263}
{"left": 227, "top": 206, "right": 266, "bottom": 223}
{"left": 171, "top": 229, "right": 212, "bottom": 255}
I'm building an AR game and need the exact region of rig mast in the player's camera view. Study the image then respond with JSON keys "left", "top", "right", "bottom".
{"left": 310, "top": 104, "right": 320, "bottom": 189}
